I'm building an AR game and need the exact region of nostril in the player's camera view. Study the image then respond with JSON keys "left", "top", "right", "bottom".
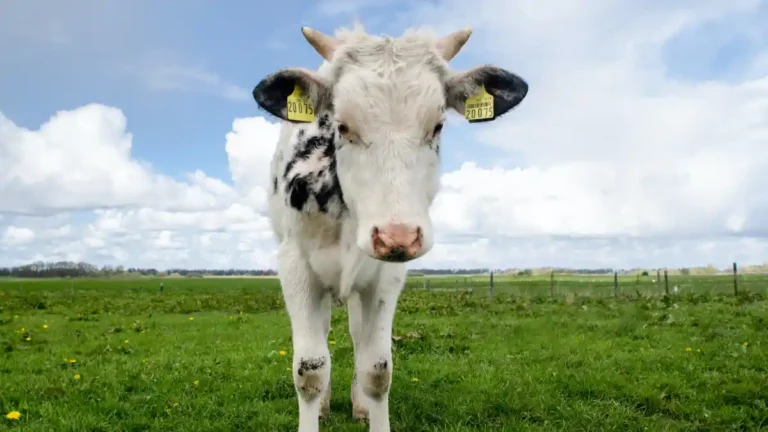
{"left": 371, "top": 226, "right": 390, "bottom": 255}
{"left": 413, "top": 227, "right": 423, "bottom": 247}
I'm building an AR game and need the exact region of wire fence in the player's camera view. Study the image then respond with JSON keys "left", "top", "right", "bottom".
{"left": 404, "top": 269, "right": 768, "bottom": 299}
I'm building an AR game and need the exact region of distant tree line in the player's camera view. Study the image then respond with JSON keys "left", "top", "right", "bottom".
{"left": 1, "top": 262, "right": 492, "bottom": 278}
{"left": 163, "top": 268, "right": 278, "bottom": 277}
{"left": 0, "top": 261, "right": 279, "bottom": 278}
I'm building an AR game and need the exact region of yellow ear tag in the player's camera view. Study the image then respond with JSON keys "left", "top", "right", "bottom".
{"left": 286, "top": 85, "right": 316, "bottom": 122}
{"left": 464, "top": 85, "right": 494, "bottom": 123}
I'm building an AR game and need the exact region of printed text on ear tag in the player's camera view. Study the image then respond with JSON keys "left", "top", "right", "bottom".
{"left": 464, "top": 85, "right": 494, "bottom": 122}
{"left": 287, "top": 85, "right": 315, "bottom": 122}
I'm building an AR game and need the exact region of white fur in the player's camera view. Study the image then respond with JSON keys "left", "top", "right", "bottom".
{"left": 268, "top": 25, "right": 455, "bottom": 432}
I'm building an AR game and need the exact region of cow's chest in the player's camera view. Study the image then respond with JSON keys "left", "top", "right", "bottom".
{"left": 306, "top": 246, "right": 381, "bottom": 293}
{"left": 296, "top": 213, "right": 381, "bottom": 297}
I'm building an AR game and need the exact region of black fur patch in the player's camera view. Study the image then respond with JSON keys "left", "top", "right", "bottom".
{"left": 286, "top": 176, "right": 311, "bottom": 210}
{"left": 252, "top": 71, "right": 296, "bottom": 121}
{"left": 298, "top": 357, "right": 326, "bottom": 377}
{"left": 252, "top": 69, "right": 333, "bottom": 124}
{"left": 446, "top": 66, "right": 529, "bottom": 123}
{"left": 282, "top": 115, "right": 346, "bottom": 215}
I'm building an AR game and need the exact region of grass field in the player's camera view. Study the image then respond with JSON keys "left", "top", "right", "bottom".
{"left": 1, "top": 276, "right": 767, "bottom": 431}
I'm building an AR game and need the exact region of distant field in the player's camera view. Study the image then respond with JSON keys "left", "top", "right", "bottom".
{"left": 1, "top": 276, "right": 766, "bottom": 430}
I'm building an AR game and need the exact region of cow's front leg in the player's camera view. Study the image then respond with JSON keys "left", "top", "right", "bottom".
{"left": 349, "top": 265, "right": 405, "bottom": 432}
{"left": 278, "top": 242, "right": 332, "bottom": 432}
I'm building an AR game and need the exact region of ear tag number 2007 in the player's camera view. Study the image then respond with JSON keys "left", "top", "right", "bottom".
{"left": 287, "top": 85, "right": 316, "bottom": 122}
{"left": 464, "top": 85, "right": 494, "bottom": 123}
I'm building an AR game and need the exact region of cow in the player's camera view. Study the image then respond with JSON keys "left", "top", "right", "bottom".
{"left": 251, "top": 23, "right": 528, "bottom": 432}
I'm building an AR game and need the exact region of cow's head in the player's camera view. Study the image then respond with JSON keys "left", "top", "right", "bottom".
{"left": 253, "top": 24, "right": 528, "bottom": 263}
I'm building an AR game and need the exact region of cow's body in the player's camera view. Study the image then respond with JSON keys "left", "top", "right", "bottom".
{"left": 254, "top": 23, "right": 528, "bottom": 432}
{"left": 268, "top": 102, "right": 408, "bottom": 429}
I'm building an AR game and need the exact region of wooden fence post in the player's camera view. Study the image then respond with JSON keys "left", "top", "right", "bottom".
{"left": 733, "top": 262, "right": 738, "bottom": 295}
{"left": 664, "top": 270, "right": 669, "bottom": 295}
{"left": 656, "top": 269, "right": 661, "bottom": 293}
{"left": 613, "top": 271, "right": 618, "bottom": 297}
{"left": 489, "top": 271, "right": 494, "bottom": 298}
{"left": 550, "top": 271, "right": 555, "bottom": 298}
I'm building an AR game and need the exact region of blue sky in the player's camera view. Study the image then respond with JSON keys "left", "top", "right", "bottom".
{"left": 0, "top": 0, "right": 512, "bottom": 180}
{"left": 1, "top": 0, "right": 768, "bottom": 270}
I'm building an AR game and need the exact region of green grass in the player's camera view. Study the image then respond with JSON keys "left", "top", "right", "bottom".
{"left": 1, "top": 277, "right": 767, "bottom": 431}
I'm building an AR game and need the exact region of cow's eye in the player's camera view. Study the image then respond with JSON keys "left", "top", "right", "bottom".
{"left": 338, "top": 123, "right": 349, "bottom": 135}
{"left": 433, "top": 123, "right": 444, "bottom": 136}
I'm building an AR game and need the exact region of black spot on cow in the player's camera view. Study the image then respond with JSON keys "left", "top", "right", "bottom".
{"left": 286, "top": 176, "right": 310, "bottom": 210}
{"left": 315, "top": 181, "right": 336, "bottom": 212}
{"left": 280, "top": 123, "right": 346, "bottom": 215}
{"left": 317, "top": 113, "right": 330, "bottom": 130}
{"left": 272, "top": 176, "right": 278, "bottom": 194}
{"left": 298, "top": 357, "right": 326, "bottom": 376}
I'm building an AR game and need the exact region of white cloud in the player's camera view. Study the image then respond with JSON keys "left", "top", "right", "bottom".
{"left": 402, "top": 0, "right": 768, "bottom": 267}
{"left": 0, "top": 103, "right": 282, "bottom": 269}
{"left": 0, "top": 104, "right": 242, "bottom": 214}
{"left": 2, "top": 226, "right": 35, "bottom": 246}
{"left": 3, "top": 0, "right": 768, "bottom": 270}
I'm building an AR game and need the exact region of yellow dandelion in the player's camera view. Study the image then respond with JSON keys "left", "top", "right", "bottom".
{"left": 193, "top": 380, "right": 199, "bottom": 386}
{"left": 696, "top": 349, "right": 701, "bottom": 353}
{"left": 20, "top": 328, "right": 25, "bottom": 332}
{"left": 69, "top": 359, "right": 76, "bottom": 364}
{"left": 329, "top": 340, "right": 336, "bottom": 345}
{"left": 411, "top": 377, "right": 419, "bottom": 382}
{"left": 685, "top": 347, "right": 692, "bottom": 352}
{"left": 189, "top": 317, "right": 194, "bottom": 321}
{"left": 172, "top": 402, "right": 179, "bottom": 407}
{"left": 5, "top": 411, "right": 21, "bottom": 420}
{"left": 124, "top": 339, "right": 129, "bottom": 344}
{"left": 43, "top": 324, "right": 48, "bottom": 329}
{"left": 14, "top": 315, "right": 19, "bottom": 319}
{"left": 25, "top": 337, "right": 31, "bottom": 341}
{"left": 744, "top": 342, "right": 749, "bottom": 347}
{"left": 278, "top": 350, "right": 287, "bottom": 356}
{"left": 142, "top": 358, "right": 148, "bottom": 363}
{"left": 74, "top": 374, "right": 81, "bottom": 380}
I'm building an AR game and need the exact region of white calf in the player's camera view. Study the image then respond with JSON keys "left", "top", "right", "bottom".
{"left": 252, "top": 23, "right": 529, "bottom": 432}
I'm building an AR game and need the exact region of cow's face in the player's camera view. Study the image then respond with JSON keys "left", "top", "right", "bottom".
{"left": 253, "top": 25, "right": 528, "bottom": 263}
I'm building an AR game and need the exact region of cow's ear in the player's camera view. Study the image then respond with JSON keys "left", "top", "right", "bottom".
{"left": 252, "top": 68, "right": 332, "bottom": 123}
{"left": 445, "top": 65, "right": 528, "bottom": 123}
